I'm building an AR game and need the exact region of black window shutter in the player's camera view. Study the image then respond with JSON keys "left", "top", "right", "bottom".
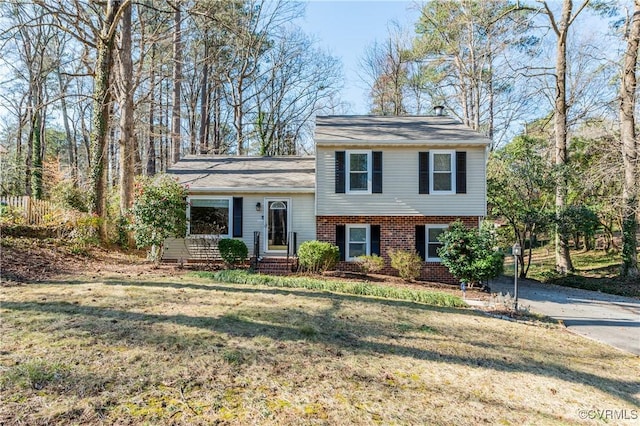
{"left": 456, "top": 151, "right": 467, "bottom": 194}
{"left": 419, "top": 152, "right": 430, "bottom": 194}
{"left": 370, "top": 225, "right": 381, "bottom": 255}
{"left": 336, "top": 225, "right": 346, "bottom": 261}
{"left": 372, "top": 151, "right": 383, "bottom": 193}
{"left": 415, "top": 225, "right": 426, "bottom": 261}
{"left": 232, "top": 197, "right": 243, "bottom": 237}
{"left": 335, "top": 151, "right": 346, "bottom": 193}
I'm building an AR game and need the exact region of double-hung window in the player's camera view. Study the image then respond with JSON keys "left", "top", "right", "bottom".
{"left": 346, "top": 224, "right": 369, "bottom": 260}
{"left": 426, "top": 225, "right": 448, "bottom": 261}
{"left": 431, "top": 150, "right": 455, "bottom": 194}
{"left": 188, "top": 197, "right": 231, "bottom": 236}
{"left": 347, "top": 151, "right": 371, "bottom": 193}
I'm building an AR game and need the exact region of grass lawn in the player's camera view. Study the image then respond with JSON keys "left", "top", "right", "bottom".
{"left": 1, "top": 272, "right": 639, "bottom": 425}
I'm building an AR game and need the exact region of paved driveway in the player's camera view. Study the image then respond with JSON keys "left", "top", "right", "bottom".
{"left": 487, "top": 276, "right": 640, "bottom": 356}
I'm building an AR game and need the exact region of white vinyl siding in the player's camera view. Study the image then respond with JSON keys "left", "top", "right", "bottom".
{"left": 317, "top": 146, "right": 486, "bottom": 216}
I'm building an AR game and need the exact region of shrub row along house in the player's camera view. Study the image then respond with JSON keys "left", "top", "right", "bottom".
{"left": 163, "top": 114, "right": 490, "bottom": 283}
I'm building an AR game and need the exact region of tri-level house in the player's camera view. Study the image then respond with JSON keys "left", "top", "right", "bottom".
{"left": 163, "top": 114, "right": 490, "bottom": 283}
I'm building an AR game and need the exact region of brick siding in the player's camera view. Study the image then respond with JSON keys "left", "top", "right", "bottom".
{"left": 316, "top": 215, "right": 480, "bottom": 285}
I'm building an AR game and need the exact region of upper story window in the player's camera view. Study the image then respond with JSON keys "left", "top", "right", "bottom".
{"left": 419, "top": 151, "right": 466, "bottom": 195}
{"left": 347, "top": 151, "right": 371, "bottom": 193}
{"left": 431, "top": 150, "right": 455, "bottom": 194}
{"left": 335, "top": 151, "right": 383, "bottom": 194}
{"left": 188, "top": 197, "right": 231, "bottom": 236}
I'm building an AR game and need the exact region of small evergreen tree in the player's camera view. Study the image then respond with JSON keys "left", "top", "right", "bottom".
{"left": 438, "top": 221, "right": 504, "bottom": 287}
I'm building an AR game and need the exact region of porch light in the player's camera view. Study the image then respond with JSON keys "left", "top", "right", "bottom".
{"left": 256, "top": 202, "right": 262, "bottom": 212}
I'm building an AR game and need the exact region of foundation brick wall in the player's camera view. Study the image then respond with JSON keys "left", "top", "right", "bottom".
{"left": 316, "top": 215, "right": 480, "bottom": 285}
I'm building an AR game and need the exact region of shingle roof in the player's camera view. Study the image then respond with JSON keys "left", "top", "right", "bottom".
{"left": 315, "top": 115, "right": 491, "bottom": 147}
{"left": 167, "top": 155, "right": 315, "bottom": 193}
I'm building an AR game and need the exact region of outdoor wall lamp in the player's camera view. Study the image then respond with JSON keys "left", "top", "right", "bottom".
{"left": 256, "top": 202, "right": 262, "bottom": 212}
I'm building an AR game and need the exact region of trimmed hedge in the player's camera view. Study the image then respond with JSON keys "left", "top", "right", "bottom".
{"left": 298, "top": 241, "right": 340, "bottom": 273}
{"left": 218, "top": 238, "right": 248, "bottom": 266}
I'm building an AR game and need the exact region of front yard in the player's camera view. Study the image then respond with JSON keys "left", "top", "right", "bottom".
{"left": 1, "top": 270, "right": 639, "bottom": 425}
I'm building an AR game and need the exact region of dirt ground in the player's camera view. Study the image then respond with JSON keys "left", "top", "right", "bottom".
{"left": 0, "top": 236, "right": 489, "bottom": 301}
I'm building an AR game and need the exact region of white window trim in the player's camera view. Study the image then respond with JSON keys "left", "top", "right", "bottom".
{"left": 186, "top": 195, "right": 233, "bottom": 237}
{"left": 346, "top": 224, "right": 370, "bottom": 260}
{"left": 430, "top": 150, "right": 456, "bottom": 195}
{"left": 426, "top": 224, "right": 448, "bottom": 262}
{"left": 346, "top": 150, "right": 372, "bottom": 194}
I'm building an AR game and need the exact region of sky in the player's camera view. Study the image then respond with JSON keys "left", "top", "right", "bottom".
{"left": 300, "top": 1, "right": 421, "bottom": 114}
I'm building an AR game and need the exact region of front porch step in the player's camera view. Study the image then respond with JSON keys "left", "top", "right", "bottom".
{"left": 255, "top": 257, "right": 298, "bottom": 275}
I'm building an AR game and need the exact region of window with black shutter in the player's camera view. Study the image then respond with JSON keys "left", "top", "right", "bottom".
{"left": 232, "top": 197, "right": 243, "bottom": 237}
{"left": 372, "top": 151, "right": 382, "bottom": 193}
{"left": 370, "top": 225, "right": 381, "bottom": 255}
{"left": 415, "top": 225, "right": 426, "bottom": 260}
{"left": 419, "top": 152, "right": 430, "bottom": 194}
{"left": 456, "top": 151, "right": 467, "bottom": 194}
{"left": 335, "top": 151, "right": 346, "bottom": 193}
{"left": 336, "top": 225, "right": 346, "bottom": 261}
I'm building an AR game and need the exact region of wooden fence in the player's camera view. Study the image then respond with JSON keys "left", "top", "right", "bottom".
{"left": 0, "top": 196, "right": 57, "bottom": 225}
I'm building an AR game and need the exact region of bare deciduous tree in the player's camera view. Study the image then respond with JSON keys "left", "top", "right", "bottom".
{"left": 619, "top": 0, "right": 640, "bottom": 276}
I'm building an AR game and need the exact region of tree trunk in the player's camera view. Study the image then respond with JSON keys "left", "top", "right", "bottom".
{"left": 553, "top": 0, "right": 574, "bottom": 274}
{"left": 30, "top": 93, "right": 43, "bottom": 199}
{"left": 171, "top": 1, "right": 182, "bottom": 164}
{"left": 620, "top": 0, "right": 640, "bottom": 277}
{"left": 118, "top": 1, "right": 135, "bottom": 214}
{"left": 147, "top": 43, "right": 156, "bottom": 176}
{"left": 57, "top": 71, "right": 77, "bottom": 185}
{"left": 90, "top": 0, "right": 124, "bottom": 225}
{"left": 198, "top": 41, "right": 209, "bottom": 154}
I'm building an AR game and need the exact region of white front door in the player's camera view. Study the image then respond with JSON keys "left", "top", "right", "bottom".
{"left": 265, "top": 199, "right": 290, "bottom": 253}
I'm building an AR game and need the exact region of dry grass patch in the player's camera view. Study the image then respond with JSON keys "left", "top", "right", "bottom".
{"left": 1, "top": 274, "right": 639, "bottom": 425}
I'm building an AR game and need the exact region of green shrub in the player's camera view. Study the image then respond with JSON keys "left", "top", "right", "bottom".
{"left": 356, "top": 254, "right": 385, "bottom": 275}
{"left": 388, "top": 249, "right": 423, "bottom": 281}
{"left": 68, "top": 214, "right": 101, "bottom": 255}
{"left": 298, "top": 241, "right": 340, "bottom": 273}
{"left": 0, "top": 204, "right": 24, "bottom": 225}
{"left": 218, "top": 238, "right": 248, "bottom": 266}
{"left": 438, "top": 221, "right": 504, "bottom": 286}
{"left": 130, "top": 175, "right": 187, "bottom": 262}
{"left": 50, "top": 180, "right": 88, "bottom": 212}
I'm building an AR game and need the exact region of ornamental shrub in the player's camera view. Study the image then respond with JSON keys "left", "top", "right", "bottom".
{"left": 356, "top": 254, "right": 385, "bottom": 275}
{"left": 388, "top": 249, "right": 422, "bottom": 281}
{"left": 438, "top": 221, "right": 504, "bottom": 287}
{"left": 218, "top": 238, "right": 248, "bottom": 267}
{"left": 298, "top": 241, "right": 339, "bottom": 273}
{"left": 50, "top": 180, "right": 88, "bottom": 212}
{"left": 130, "top": 174, "right": 187, "bottom": 261}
